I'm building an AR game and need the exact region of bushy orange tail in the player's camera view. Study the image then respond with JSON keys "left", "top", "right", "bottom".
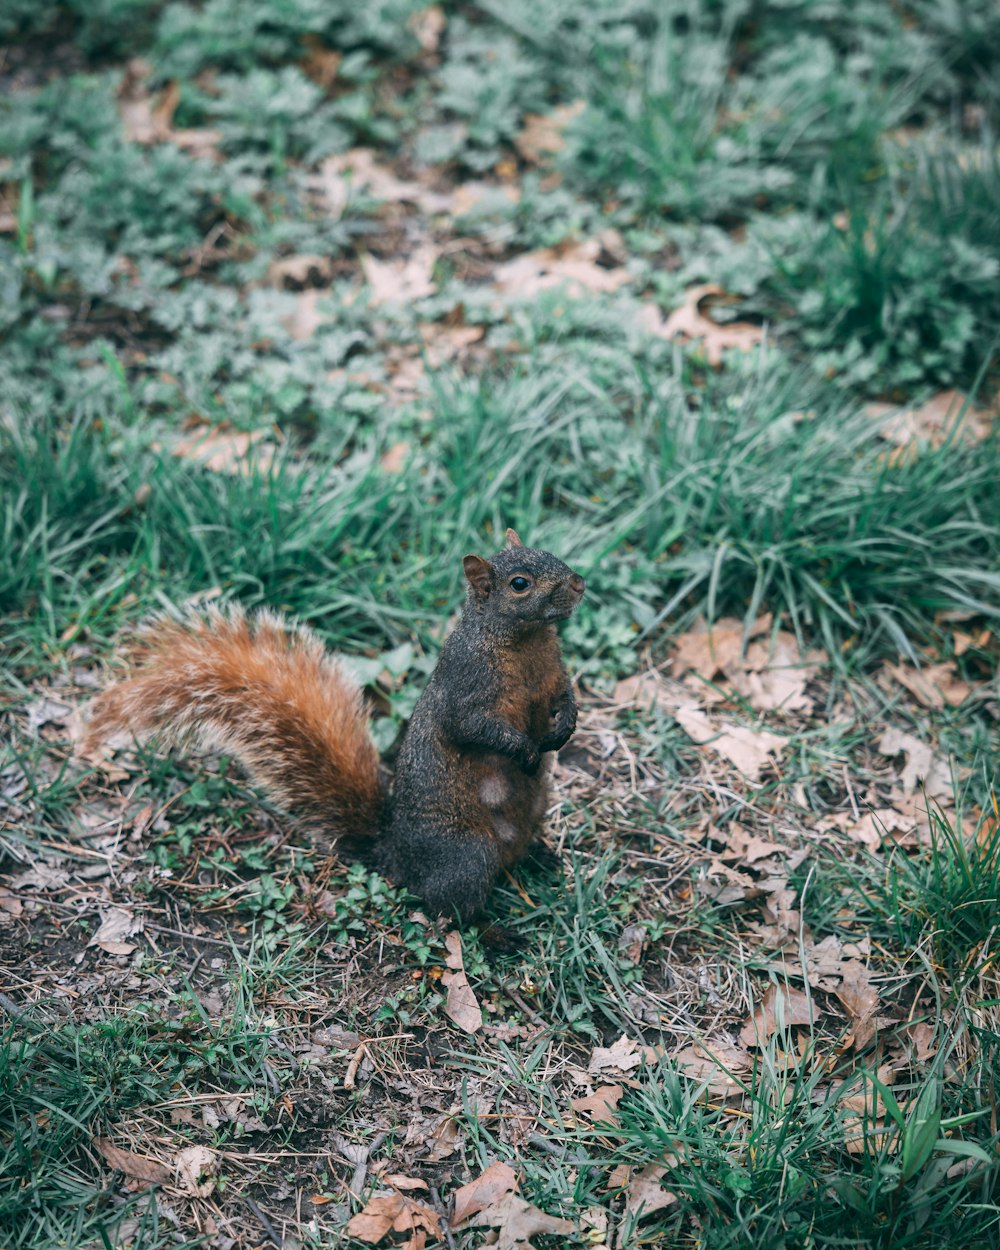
{"left": 87, "top": 606, "right": 385, "bottom": 842}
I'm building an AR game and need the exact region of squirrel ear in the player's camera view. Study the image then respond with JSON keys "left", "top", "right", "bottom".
{"left": 505, "top": 528, "right": 523, "bottom": 548}
{"left": 463, "top": 554, "right": 492, "bottom": 598}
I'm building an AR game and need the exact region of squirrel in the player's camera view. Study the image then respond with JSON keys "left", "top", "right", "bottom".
{"left": 86, "top": 530, "right": 585, "bottom": 920}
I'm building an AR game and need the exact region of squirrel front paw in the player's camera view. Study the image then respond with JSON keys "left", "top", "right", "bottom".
{"left": 538, "top": 726, "right": 572, "bottom": 753}
{"left": 538, "top": 705, "right": 576, "bottom": 753}
{"left": 518, "top": 744, "right": 542, "bottom": 775}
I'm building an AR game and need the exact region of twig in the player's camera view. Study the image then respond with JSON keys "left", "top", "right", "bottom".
{"left": 144, "top": 922, "right": 242, "bottom": 948}
{"left": 243, "top": 1196, "right": 281, "bottom": 1249}
{"left": 0, "top": 991, "right": 24, "bottom": 1017}
{"left": 843, "top": 764, "right": 861, "bottom": 821}
{"left": 344, "top": 1042, "right": 369, "bottom": 1090}
{"left": 506, "top": 986, "right": 546, "bottom": 1028}
{"left": 430, "top": 1185, "right": 458, "bottom": 1250}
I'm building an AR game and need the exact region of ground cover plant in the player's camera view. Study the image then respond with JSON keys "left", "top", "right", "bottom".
{"left": 1, "top": 1, "right": 998, "bottom": 1247}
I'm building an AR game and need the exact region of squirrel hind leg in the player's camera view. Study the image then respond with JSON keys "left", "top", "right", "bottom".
{"left": 381, "top": 833, "right": 501, "bottom": 923}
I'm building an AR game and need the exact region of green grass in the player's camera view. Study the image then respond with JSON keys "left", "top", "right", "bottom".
{"left": 1, "top": 1, "right": 999, "bottom": 1247}
{"left": 591, "top": 1041, "right": 1000, "bottom": 1248}
{"left": 0, "top": 1003, "right": 281, "bottom": 1250}
{"left": 877, "top": 799, "right": 1000, "bottom": 976}
{"left": 4, "top": 366, "right": 998, "bottom": 669}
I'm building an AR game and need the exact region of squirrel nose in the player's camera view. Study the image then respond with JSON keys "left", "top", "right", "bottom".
{"left": 569, "top": 574, "right": 585, "bottom": 596}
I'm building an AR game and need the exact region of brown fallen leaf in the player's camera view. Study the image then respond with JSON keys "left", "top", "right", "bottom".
{"left": 876, "top": 729, "right": 952, "bottom": 799}
{"left": 0, "top": 888, "right": 22, "bottom": 917}
{"left": 363, "top": 247, "right": 437, "bottom": 305}
{"left": 450, "top": 1161, "right": 518, "bottom": 1227}
{"left": 606, "top": 1162, "right": 631, "bottom": 1190}
{"left": 467, "top": 1192, "right": 575, "bottom": 1249}
{"left": 379, "top": 442, "right": 410, "bottom": 474}
{"left": 300, "top": 35, "right": 342, "bottom": 90}
{"left": 675, "top": 705, "right": 788, "bottom": 783}
{"left": 514, "top": 101, "right": 585, "bottom": 164}
{"left": 265, "top": 253, "right": 333, "bottom": 288}
{"left": 311, "top": 148, "right": 443, "bottom": 217}
{"left": 423, "top": 1115, "right": 461, "bottom": 1161}
{"left": 624, "top": 1164, "right": 678, "bottom": 1221}
{"left": 169, "top": 127, "right": 224, "bottom": 160}
{"left": 734, "top": 632, "right": 824, "bottom": 716}
{"left": 642, "top": 284, "right": 764, "bottom": 367}
{"left": 588, "top": 1033, "right": 660, "bottom": 1076}
{"left": 672, "top": 618, "right": 823, "bottom": 716}
{"left": 723, "top": 824, "right": 786, "bottom": 864}
{"left": 199, "top": 1095, "right": 265, "bottom": 1134}
{"left": 612, "top": 669, "right": 686, "bottom": 713}
{"left": 802, "top": 932, "right": 854, "bottom": 989}
{"left": 953, "top": 627, "right": 990, "bottom": 656}
{"left": 93, "top": 1137, "right": 171, "bottom": 1187}
{"left": 283, "top": 289, "right": 331, "bottom": 341}
{"left": 885, "top": 661, "right": 972, "bottom": 710}
{"left": 702, "top": 856, "right": 757, "bottom": 907}
{"left": 169, "top": 426, "right": 277, "bottom": 475}
{"left": 865, "top": 389, "right": 994, "bottom": 462}
{"left": 758, "top": 878, "right": 803, "bottom": 939}
{"left": 905, "top": 1019, "right": 938, "bottom": 1063}
{"left": 670, "top": 1039, "right": 750, "bottom": 1097}
{"left": 581, "top": 1205, "right": 609, "bottom": 1244}
{"left": 451, "top": 180, "right": 521, "bottom": 217}
{"left": 847, "top": 807, "right": 913, "bottom": 853}
{"left": 835, "top": 960, "right": 879, "bottom": 1051}
{"left": 409, "top": 4, "right": 446, "bottom": 54}
{"left": 673, "top": 616, "right": 756, "bottom": 677}
{"left": 840, "top": 1072, "right": 903, "bottom": 1156}
{"left": 347, "top": 1190, "right": 442, "bottom": 1249}
{"left": 441, "top": 930, "right": 483, "bottom": 1033}
{"left": 571, "top": 1084, "right": 624, "bottom": 1126}
{"left": 891, "top": 790, "right": 970, "bottom": 849}
{"left": 117, "top": 59, "right": 220, "bottom": 158}
{"left": 494, "top": 238, "right": 630, "bottom": 299}
{"left": 418, "top": 320, "right": 484, "bottom": 367}
{"left": 384, "top": 350, "right": 427, "bottom": 404}
{"left": 88, "top": 907, "right": 143, "bottom": 956}
{"left": 117, "top": 60, "right": 176, "bottom": 144}
{"left": 26, "top": 696, "right": 75, "bottom": 732}
{"left": 383, "top": 1175, "right": 429, "bottom": 1192}
{"left": 842, "top": 1116, "right": 896, "bottom": 1155}
{"left": 740, "top": 984, "right": 818, "bottom": 1047}
{"left": 175, "top": 1144, "right": 218, "bottom": 1197}
{"left": 7, "top": 863, "right": 72, "bottom": 891}
{"left": 620, "top": 922, "right": 647, "bottom": 965}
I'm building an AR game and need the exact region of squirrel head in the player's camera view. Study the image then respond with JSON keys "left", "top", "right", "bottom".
{"left": 462, "top": 529, "right": 585, "bottom": 632}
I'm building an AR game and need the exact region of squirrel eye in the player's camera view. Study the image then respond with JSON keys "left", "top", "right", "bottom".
{"left": 510, "top": 576, "right": 531, "bottom": 592}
